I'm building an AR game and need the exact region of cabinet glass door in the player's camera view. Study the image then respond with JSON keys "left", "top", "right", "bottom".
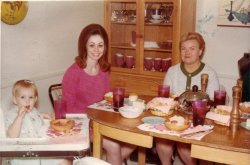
{"left": 109, "top": 1, "right": 138, "bottom": 73}
{"left": 142, "top": 1, "right": 174, "bottom": 76}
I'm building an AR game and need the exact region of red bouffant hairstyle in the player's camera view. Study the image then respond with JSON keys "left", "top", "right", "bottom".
{"left": 75, "top": 24, "right": 110, "bottom": 72}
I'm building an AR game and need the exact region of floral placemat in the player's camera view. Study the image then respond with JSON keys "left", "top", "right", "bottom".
{"left": 88, "top": 100, "right": 115, "bottom": 112}
{"left": 137, "top": 124, "right": 213, "bottom": 140}
{"left": 47, "top": 118, "right": 83, "bottom": 138}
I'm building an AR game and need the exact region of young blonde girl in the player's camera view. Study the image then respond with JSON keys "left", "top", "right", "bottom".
{"left": 5, "top": 79, "right": 71, "bottom": 165}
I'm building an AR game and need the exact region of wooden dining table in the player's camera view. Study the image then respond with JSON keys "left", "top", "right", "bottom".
{"left": 87, "top": 95, "right": 250, "bottom": 165}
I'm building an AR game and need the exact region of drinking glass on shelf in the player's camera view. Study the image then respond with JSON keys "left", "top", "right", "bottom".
{"left": 144, "top": 57, "right": 153, "bottom": 71}
{"left": 160, "top": 4, "right": 173, "bottom": 23}
{"left": 154, "top": 58, "right": 162, "bottom": 71}
{"left": 162, "top": 58, "right": 171, "bottom": 72}
{"left": 125, "top": 56, "right": 134, "bottom": 68}
{"left": 115, "top": 53, "right": 125, "bottom": 67}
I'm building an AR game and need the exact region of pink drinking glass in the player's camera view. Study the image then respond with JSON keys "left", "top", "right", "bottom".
{"left": 161, "top": 58, "right": 172, "bottom": 72}
{"left": 154, "top": 58, "right": 162, "bottom": 71}
{"left": 113, "top": 87, "right": 125, "bottom": 112}
{"left": 158, "top": 85, "right": 170, "bottom": 98}
{"left": 125, "top": 56, "right": 134, "bottom": 68}
{"left": 192, "top": 100, "right": 208, "bottom": 126}
{"left": 115, "top": 53, "right": 125, "bottom": 67}
{"left": 54, "top": 99, "right": 67, "bottom": 119}
{"left": 214, "top": 90, "right": 226, "bottom": 107}
{"left": 144, "top": 57, "right": 153, "bottom": 70}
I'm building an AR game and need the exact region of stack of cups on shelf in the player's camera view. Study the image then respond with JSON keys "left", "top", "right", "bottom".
{"left": 115, "top": 53, "right": 135, "bottom": 68}
{"left": 144, "top": 57, "right": 171, "bottom": 72}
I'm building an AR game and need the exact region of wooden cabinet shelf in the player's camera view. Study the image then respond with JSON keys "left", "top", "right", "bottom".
{"left": 105, "top": 0, "right": 196, "bottom": 96}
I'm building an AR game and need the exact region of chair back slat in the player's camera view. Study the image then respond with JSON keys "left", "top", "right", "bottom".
{"left": 48, "top": 84, "right": 62, "bottom": 107}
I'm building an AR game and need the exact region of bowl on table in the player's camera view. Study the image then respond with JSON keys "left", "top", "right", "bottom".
{"left": 119, "top": 106, "right": 143, "bottom": 118}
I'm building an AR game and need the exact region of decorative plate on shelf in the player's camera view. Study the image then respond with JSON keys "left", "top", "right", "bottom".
{"left": 1, "top": 1, "right": 28, "bottom": 25}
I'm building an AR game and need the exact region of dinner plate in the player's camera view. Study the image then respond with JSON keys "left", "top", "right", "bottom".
{"left": 240, "top": 122, "right": 250, "bottom": 130}
{"left": 141, "top": 116, "right": 165, "bottom": 125}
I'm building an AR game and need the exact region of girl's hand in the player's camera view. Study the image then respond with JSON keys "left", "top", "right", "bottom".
{"left": 17, "top": 106, "right": 28, "bottom": 118}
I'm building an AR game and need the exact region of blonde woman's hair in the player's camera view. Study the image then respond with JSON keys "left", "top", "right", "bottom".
{"left": 179, "top": 32, "right": 206, "bottom": 59}
{"left": 12, "top": 79, "right": 39, "bottom": 108}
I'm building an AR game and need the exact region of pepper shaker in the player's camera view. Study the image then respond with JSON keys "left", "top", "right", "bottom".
{"left": 230, "top": 86, "right": 241, "bottom": 132}
{"left": 201, "top": 73, "right": 208, "bottom": 93}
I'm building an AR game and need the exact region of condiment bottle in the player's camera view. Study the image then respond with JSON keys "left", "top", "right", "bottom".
{"left": 201, "top": 73, "right": 208, "bottom": 93}
{"left": 230, "top": 86, "right": 241, "bottom": 132}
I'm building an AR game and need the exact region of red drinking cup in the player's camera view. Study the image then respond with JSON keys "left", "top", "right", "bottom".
{"left": 214, "top": 90, "right": 226, "bottom": 107}
{"left": 154, "top": 58, "right": 162, "bottom": 71}
{"left": 192, "top": 100, "right": 208, "bottom": 126}
{"left": 158, "top": 85, "right": 170, "bottom": 98}
{"left": 54, "top": 99, "right": 67, "bottom": 119}
{"left": 113, "top": 87, "right": 125, "bottom": 112}
{"left": 115, "top": 53, "right": 125, "bottom": 67}
{"left": 144, "top": 57, "right": 153, "bottom": 70}
{"left": 162, "top": 58, "right": 172, "bottom": 72}
{"left": 125, "top": 56, "right": 134, "bottom": 68}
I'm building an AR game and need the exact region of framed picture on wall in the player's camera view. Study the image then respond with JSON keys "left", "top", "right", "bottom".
{"left": 218, "top": 0, "right": 250, "bottom": 27}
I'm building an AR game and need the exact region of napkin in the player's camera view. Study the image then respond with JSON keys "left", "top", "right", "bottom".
{"left": 88, "top": 100, "right": 115, "bottom": 112}
{"left": 206, "top": 111, "right": 230, "bottom": 126}
{"left": 137, "top": 124, "right": 213, "bottom": 140}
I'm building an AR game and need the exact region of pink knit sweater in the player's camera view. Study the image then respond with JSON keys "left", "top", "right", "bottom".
{"left": 62, "top": 63, "right": 110, "bottom": 114}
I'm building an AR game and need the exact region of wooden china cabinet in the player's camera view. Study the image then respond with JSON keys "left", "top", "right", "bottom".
{"left": 104, "top": 0, "right": 196, "bottom": 96}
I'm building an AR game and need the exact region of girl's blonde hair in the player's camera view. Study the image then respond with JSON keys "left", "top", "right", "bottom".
{"left": 12, "top": 80, "right": 39, "bottom": 108}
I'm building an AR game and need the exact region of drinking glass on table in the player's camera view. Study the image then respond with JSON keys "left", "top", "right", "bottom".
{"left": 214, "top": 90, "right": 226, "bottom": 107}
{"left": 192, "top": 100, "right": 208, "bottom": 126}
{"left": 54, "top": 99, "right": 67, "bottom": 119}
{"left": 158, "top": 85, "right": 170, "bottom": 98}
{"left": 113, "top": 87, "right": 125, "bottom": 112}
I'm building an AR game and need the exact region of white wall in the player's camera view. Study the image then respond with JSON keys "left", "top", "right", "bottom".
{"left": 196, "top": 0, "right": 250, "bottom": 103}
{"left": 1, "top": 0, "right": 249, "bottom": 114}
{"left": 1, "top": 1, "right": 104, "bottom": 113}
